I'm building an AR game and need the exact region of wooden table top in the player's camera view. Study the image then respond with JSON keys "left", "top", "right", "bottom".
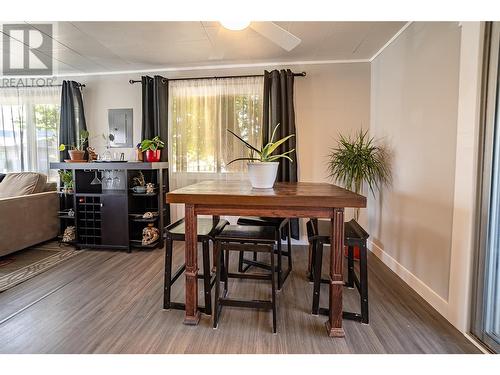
{"left": 167, "top": 180, "right": 366, "bottom": 208}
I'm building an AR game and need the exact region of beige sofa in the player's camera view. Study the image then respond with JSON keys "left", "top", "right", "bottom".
{"left": 0, "top": 172, "right": 59, "bottom": 257}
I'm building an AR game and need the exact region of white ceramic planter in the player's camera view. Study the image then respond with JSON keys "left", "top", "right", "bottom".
{"left": 247, "top": 162, "right": 279, "bottom": 189}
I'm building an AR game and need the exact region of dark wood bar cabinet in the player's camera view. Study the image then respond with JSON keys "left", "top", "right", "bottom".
{"left": 50, "top": 161, "right": 170, "bottom": 252}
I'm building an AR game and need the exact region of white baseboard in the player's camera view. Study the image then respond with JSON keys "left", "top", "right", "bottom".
{"left": 368, "top": 240, "right": 450, "bottom": 318}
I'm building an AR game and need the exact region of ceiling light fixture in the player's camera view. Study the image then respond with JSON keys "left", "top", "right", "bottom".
{"left": 219, "top": 20, "right": 251, "bottom": 31}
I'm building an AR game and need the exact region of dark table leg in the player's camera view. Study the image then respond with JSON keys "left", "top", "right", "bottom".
{"left": 183, "top": 204, "right": 200, "bottom": 325}
{"left": 326, "top": 207, "right": 345, "bottom": 337}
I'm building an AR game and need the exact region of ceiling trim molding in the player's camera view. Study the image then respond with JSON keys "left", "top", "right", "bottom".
{"left": 55, "top": 58, "right": 371, "bottom": 78}
{"left": 369, "top": 22, "right": 413, "bottom": 62}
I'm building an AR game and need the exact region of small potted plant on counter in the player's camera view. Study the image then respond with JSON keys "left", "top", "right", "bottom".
{"left": 59, "top": 130, "right": 89, "bottom": 162}
{"left": 140, "top": 136, "right": 165, "bottom": 162}
{"left": 58, "top": 170, "right": 74, "bottom": 194}
{"left": 227, "top": 124, "right": 295, "bottom": 189}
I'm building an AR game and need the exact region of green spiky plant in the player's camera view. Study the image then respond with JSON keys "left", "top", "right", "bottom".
{"left": 327, "top": 129, "right": 390, "bottom": 220}
{"left": 227, "top": 124, "right": 295, "bottom": 165}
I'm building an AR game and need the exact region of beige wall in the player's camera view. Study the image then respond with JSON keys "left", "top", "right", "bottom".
{"left": 79, "top": 74, "right": 143, "bottom": 159}
{"left": 369, "top": 22, "right": 461, "bottom": 300}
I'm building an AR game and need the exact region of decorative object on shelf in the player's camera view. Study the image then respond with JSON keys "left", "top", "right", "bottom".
{"left": 133, "top": 171, "right": 145, "bottom": 187}
{"left": 59, "top": 130, "right": 89, "bottom": 162}
{"left": 140, "top": 136, "right": 165, "bottom": 162}
{"left": 132, "top": 186, "right": 146, "bottom": 193}
{"left": 67, "top": 208, "right": 75, "bottom": 217}
{"left": 227, "top": 124, "right": 295, "bottom": 189}
{"left": 142, "top": 223, "right": 160, "bottom": 246}
{"left": 87, "top": 146, "right": 98, "bottom": 161}
{"left": 142, "top": 211, "right": 158, "bottom": 219}
{"left": 62, "top": 226, "right": 76, "bottom": 243}
{"left": 58, "top": 170, "right": 74, "bottom": 193}
{"left": 136, "top": 143, "right": 144, "bottom": 161}
{"left": 146, "top": 183, "right": 155, "bottom": 194}
{"left": 113, "top": 152, "right": 125, "bottom": 161}
{"left": 99, "top": 149, "right": 112, "bottom": 162}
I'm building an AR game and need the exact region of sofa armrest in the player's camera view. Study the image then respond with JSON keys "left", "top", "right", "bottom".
{"left": 0, "top": 191, "right": 59, "bottom": 257}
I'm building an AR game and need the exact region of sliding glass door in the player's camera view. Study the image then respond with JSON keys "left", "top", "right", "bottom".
{"left": 472, "top": 22, "right": 500, "bottom": 353}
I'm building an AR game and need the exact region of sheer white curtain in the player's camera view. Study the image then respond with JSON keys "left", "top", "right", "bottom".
{"left": 0, "top": 86, "right": 60, "bottom": 180}
{"left": 168, "top": 76, "right": 263, "bottom": 220}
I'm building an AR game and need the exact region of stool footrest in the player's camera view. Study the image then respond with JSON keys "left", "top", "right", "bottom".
{"left": 165, "top": 302, "right": 211, "bottom": 315}
{"left": 227, "top": 272, "right": 272, "bottom": 281}
{"left": 169, "top": 264, "right": 210, "bottom": 286}
{"left": 318, "top": 308, "right": 363, "bottom": 322}
{"left": 221, "top": 243, "right": 274, "bottom": 252}
{"left": 242, "top": 258, "right": 275, "bottom": 271}
{"left": 219, "top": 298, "right": 273, "bottom": 310}
{"left": 171, "top": 265, "right": 186, "bottom": 285}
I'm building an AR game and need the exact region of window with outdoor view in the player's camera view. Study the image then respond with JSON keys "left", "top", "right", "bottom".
{"left": 168, "top": 76, "right": 263, "bottom": 190}
{"left": 0, "top": 87, "right": 61, "bottom": 181}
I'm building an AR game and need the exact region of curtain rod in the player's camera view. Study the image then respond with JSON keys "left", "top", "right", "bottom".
{"left": 128, "top": 71, "right": 306, "bottom": 85}
{"left": 0, "top": 83, "right": 86, "bottom": 89}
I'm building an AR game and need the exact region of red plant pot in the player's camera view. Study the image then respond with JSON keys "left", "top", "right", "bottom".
{"left": 144, "top": 150, "right": 161, "bottom": 162}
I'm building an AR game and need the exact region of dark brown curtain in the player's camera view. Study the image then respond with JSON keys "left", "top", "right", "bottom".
{"left": 141, "top": 75, "right": 168, "bottom": 161}
{"left": 263, "top": 69, "right": 299, "bottom": 239}
{"left": 59, "top": 81, "right": 87, "bottom": 161}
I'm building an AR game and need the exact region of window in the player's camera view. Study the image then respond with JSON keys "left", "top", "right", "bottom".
{"left": 0, "top": 87, "right": 60, "bottom": 180}
{"left": 471, "top": 22, "right": 500, "bottom": 353}
{"left": 168, "top": 76, "right": 263, "bottom": 190}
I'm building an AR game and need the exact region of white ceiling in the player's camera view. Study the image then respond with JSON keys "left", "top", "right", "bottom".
{"left": 9, "top": 21, "right": 405, "bottom": 75}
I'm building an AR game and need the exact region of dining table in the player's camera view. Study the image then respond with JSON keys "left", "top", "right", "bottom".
{"left": 166, "top": 180, "right": 366, "bottom": 337}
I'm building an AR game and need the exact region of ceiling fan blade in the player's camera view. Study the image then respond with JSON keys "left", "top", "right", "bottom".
{"left": 250, "top": 22, "right": 301, "bottom": 51}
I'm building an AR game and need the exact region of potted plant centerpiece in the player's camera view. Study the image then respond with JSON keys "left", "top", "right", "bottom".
{"left": 227, "top": 124, "right": 295, "bottom": 189}
{"left": 140, "top": 136, "right": 165, "bottom": 162}
{"left": 59, "top": 130, "right": 89, "bottom": 161}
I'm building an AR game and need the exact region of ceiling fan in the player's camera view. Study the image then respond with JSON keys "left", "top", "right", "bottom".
{"left": 219, "top": 21, "right": 302, "bottom": 52}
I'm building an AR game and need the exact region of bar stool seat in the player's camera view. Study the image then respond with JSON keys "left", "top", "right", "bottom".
{"left": 306, "top": 218, "right": 370, "bottom": 324}
{"left": 163, "top": 217, "right": 229, "bottom": 315}
{"left": 217, "top": 224, "right": 277, "bottom": 243}
{"left": 237, "top": 217, "right": 285, "bottom": 227}
{"left": 213, "top": 224, "right": 278, "bottom": 333}
{"left": 236, "top": 217, "right": 292, "bottom": 289}
{"left": 166, "top": 217, "right": 228, "bottom": 240}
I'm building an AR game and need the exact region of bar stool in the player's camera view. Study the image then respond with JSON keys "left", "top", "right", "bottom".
{"left": 213, "top": 224, "right": 278, "bottom": 333}
{"left": 306, "top": 218, "right": 369, "bottom": 324}
{"left": 164, "top": 217, "right": 229, "bottom": 315}
{"left": 236, "top": 217, "right": 292, "bottom": 290}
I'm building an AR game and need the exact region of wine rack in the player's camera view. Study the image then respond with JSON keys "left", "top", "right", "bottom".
{"left": 76, "top": 195, "right": 102, "bottom": 246}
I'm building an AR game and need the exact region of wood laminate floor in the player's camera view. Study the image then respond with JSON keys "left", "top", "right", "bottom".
{"left": 0, "top": 242, "right": 480, "bottom": 354}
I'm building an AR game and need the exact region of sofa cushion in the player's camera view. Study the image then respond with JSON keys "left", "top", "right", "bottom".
{"left": 0, "top": 172, "right": 48, "bottom": 198}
